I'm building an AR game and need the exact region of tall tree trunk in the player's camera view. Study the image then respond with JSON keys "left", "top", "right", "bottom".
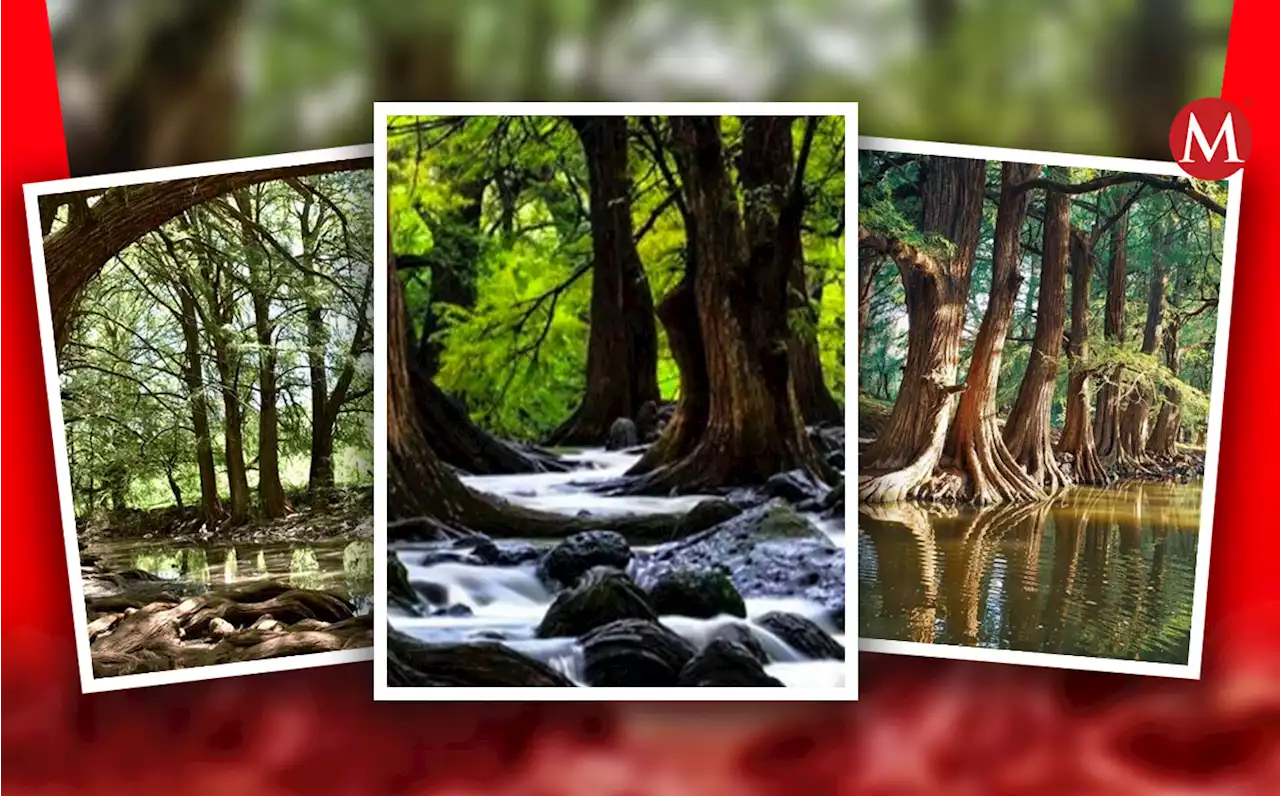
{"left": 1094, "top": 206, "right": 1129, "bottom": 459}
{"left": 621, "top": 116, "right": 827, "bottom": 493}
{"left": 200, "top": 251, "right": 252, "bottom": 527}
{"left": 236, "top": 189, "right": 288, "bottom": 518}
{"left": 1003, "top": 178, "right": 1071, "bottom": 493}
{"left": 859, "top": 155, "right": 986, "bottom": 503}
{"left": 788, "top": 263, "right": 844, "bottom": 426}
{"left": 300, "top": 195, "right": 334, "bottom": 497}
{"left": 1057, "top": 229, "right": 1108, "bottom": 484}
{"left": 1118, "top": 251, "right": 1166, "bottom": 461}
{"left": 176, "top": 279, "right": 223, "bottom": 530}
{"left": 1147, "top": 320, "right": 1182, "bottom": 457}
{"left": 546, "top": 117, "right": 660, "bottom": 446}
{"left": 944, "top": 161, "right": 1046, "bottom": 504}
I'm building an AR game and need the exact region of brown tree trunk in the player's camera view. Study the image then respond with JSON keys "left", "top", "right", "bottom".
{"left": 859, "top": 155, "right": 986, "bottom": 503}
{"left": 619, "top": 116, "right": 828, "bottom": 493}
{"left": 175, "top": 278, "right": 223, "bottom": 531}
{"left": 1147, "top": 320, "right": 1182, "bottom": 457}
{"left": 788, "top": 267, "right": 844, "bottom": 426}
{"left": 944, "top": 161, "right": 1046, "bottom": 504}
{"left": 546, "top": 117, "right": 660, "bottom": 446}
{"left": 299, "top": 195, "right": 334, "bottom": 497}
{"left": 1118, "top": 251, "right": 1166, "bottom": 462}
{"left": 236, "top": 190, "right": 288, "bottom": 518}
{"left": 42, "top": 158, "right": 370, "bottom": 350}
{"left": 1094, "top": 206, "right": 1129, "bottom": 460}
{"left": 199, "top": 247, "right": 251, "bottom": 527}
{"left": 1003, "top": 178, "right": 1071, "bottom": 493}
{"left": 1057, "top": 228, "right": 1108, "bottom": 484}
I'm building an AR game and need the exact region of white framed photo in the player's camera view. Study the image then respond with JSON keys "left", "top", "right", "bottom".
{"left": 24, "top": 145, "right": 377, "bottom": 692}
{"left": 375, "top": 102, "right": 858, "bottom": 700}
{"left": 855, "top": 136, "right": 1241, "bottom": 679}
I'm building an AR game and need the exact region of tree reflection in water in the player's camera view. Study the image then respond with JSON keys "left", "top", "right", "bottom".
{"left": 858, "top": 483, "right": 1200, "bottom": 664}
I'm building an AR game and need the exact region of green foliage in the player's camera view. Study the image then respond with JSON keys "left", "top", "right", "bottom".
{"left": 391, "top": 114, "right": 847, "bottom": 441}
{"left": 56, "top": 172, "right": 375, "bottom": 516}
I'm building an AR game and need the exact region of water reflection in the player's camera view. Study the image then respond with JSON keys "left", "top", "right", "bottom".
{"left": 91, "top": 538, "right": 375, "bottom": 615}
{"left": 858, "top": 483, "right": 1200, "bottom": 664}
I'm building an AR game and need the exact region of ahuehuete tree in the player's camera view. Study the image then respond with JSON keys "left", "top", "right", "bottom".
{"left": 621, "top": 116, "right": 831, "bottom": 494}
{"left": 545, "top": 116, "right": 660, "bottom": 446}
{"left": 858, "top": 155, "right": 986, "bottom": 503}
{"left": 1094, "top": 203, "right": 1131, "bottom": 461}
{"left": 944, "top": 161, "right": 1047, "bottom": 504}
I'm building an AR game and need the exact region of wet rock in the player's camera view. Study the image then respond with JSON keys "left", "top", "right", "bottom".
{"left": 678, "top": 639, "right": 784, "bottom": 687}
{"left": 434, "top": 603, "right": 474, "bottom": 618}
{"left": 826, "top": 601, "right": 845, "bottom": 633}
{"left": 538, "top": 530, "right": 632, "bottom": 587}
{"left": 822, "top": 480, "right": 845, "bottom": 518}
{"left": 471, "top": 539, "right": 542, "bottom": 567}
{"left": 388, "top": 629, "right": 576, "bottom": 687}
{"left": 705, "top": 622, "right": 769, "bottom": 664}
{"left": 635, "top": 502, "right": 844, "bottom": 613}
{"left": 765, "top": 469, "right": 827, "bottom": 504}
{"left": 647, "top": 568, "right": 746, "bottom": 619}
{"left": 581, "top": 619, "right": 694, "bottom": 687}
{"left": 606, "top": 418, "right": 639, "bottom": 451}
{"left": 413, "top": 581, "right": 449, "bottom": 606}
{"left": 387, "top": 516, "right": 457, "bottom": 542}
{"left": 636, "top": 401, "right": 660, "bottom": 441}
{"left": 388, "top": 556, "right": 426, "bottom": 616}
{"left": 670, "top": 499, "right": 739, "bottom": 538}
{"left": 808, "top": 425, "right": 845, "bottom": 456}
{"left": 756, "top": 612, "right": 844, "bottom": 660}
{"left": 538, "top": 567, "right": 656, "bottom": 638}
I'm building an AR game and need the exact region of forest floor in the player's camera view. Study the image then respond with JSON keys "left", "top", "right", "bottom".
{"left": 77, "top": 487, "right": 375, "bottom": 679}
{"left": 388, "top": 430, "right": 850, "bottom": 689}
{"left": 78, "top": 487, "right": 374, "bottom": 545}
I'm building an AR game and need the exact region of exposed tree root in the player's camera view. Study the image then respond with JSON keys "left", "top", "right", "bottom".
{"left": 87, "top": 579, "right": 371, "bottom": 678}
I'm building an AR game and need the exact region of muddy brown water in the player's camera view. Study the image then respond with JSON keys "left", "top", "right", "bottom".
{"left": 857, "top": 482, "right": 1202, "bottom": 664}
{"left": 87, "top": 538, "right": 375, "bottom": 615}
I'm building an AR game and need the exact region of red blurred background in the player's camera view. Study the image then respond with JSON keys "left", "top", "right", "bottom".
{"left": 4, "top": 1, "right": 1280, "bottom": 793}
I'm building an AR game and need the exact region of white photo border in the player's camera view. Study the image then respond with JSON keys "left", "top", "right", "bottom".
{"left": 854, "top": 136, "right": 1242, "bottom": 680}
{"left": 374, "top": 101, "right": 859, "bottom": 701}
{"left": 23, "top": 145, "right": 378, "bottom": 694}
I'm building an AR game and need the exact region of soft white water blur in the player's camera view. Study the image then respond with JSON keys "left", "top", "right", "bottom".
{"left": 394, "top": 447, "right": 846, "bottom": 686}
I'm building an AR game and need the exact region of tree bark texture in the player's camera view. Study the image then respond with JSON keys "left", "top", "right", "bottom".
{"left": 1003, "top": 179, "right": 1071, "bottom": 493}
{"left": 944, "top": 161, "right": 1046, "bottom": 503}
{"left": 1118, "top": 251, "right": 1166, "bottom": 462}
{"left": 859, "top": 155, "right": 986, "bottom": 503}
{"left": 1057, "top": 228, "right": 1108, "bottom": 484}
{"left": 546, "top": 117, "right": 660, "bottom": 446}
{"left": 1094, "top": 206, "right": 1129, "bottom": 459}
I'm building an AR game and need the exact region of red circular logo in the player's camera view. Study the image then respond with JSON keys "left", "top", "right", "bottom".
{"left": 1169, "top": 97, "right": 1251, "bottom": 180}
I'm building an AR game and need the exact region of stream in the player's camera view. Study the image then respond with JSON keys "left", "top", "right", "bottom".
{"left": 389, "top": 449, "right": 848, "bottom": 687}
{"left": 858, "top": 482, "right": 1202, "bottom": 664}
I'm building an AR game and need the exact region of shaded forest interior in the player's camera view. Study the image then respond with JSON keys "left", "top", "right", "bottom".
{"left": 51, "top": 171, "right": 375, "bottom": 530}
{"left": 858, "top": 154, "right": 1227, "bottom": 505}
{"left": 386, "top": 115, "right": 850, "bottom": 688}
{"left": 37, "top": 160, "right": 377, "bottom": 675}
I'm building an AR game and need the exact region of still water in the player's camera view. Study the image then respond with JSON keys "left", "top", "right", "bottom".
{"left": 89, "top": 538, "right": 375, "bottom": 614}
{"left": 858, "top": 482, "right": 1201, "bottom": 664}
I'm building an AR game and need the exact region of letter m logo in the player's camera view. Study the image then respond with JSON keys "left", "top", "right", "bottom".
{"left": 1170, "top": 98, "right": 1251, "bottom": 180}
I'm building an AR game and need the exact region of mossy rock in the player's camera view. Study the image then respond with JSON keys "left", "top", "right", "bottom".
{"left": 537, "top": 567, "right": 657, "bottom": 638}
{"left": 647, "top": 568, "right": 746, "bottom": 619}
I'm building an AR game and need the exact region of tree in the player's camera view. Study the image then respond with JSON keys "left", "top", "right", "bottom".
{"left": 1056, "top": 227, "right": 1107, "bottom": 484}
{"left": 623, "top": 116, "right": 829, "bottom": 493}
{"left": 546, "top": 116, "right": 660, "bottom": 445}
{"left": 1118, "top": 229, "right": 1167, "bottom": 462}
{"left": 945, "top": 161, "right": 1046, "bottom": 503}
{"left": 859, "top": 155, "right": 986, "bottom": 503}
{"left": 1003, "top": 172, "right": 1071, "bottom": 493}
{"left": 1094, "top": 203, "right": 1130, "bottom": 460}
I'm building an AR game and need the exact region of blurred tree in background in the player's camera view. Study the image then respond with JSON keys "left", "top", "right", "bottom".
{"left": 47, "top": 0, "right": 1231, "bottom": 175}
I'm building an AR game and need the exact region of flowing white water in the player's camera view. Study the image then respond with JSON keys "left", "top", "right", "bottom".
{"left": 394, "top": 447, "right": 846, "bottom": 686}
